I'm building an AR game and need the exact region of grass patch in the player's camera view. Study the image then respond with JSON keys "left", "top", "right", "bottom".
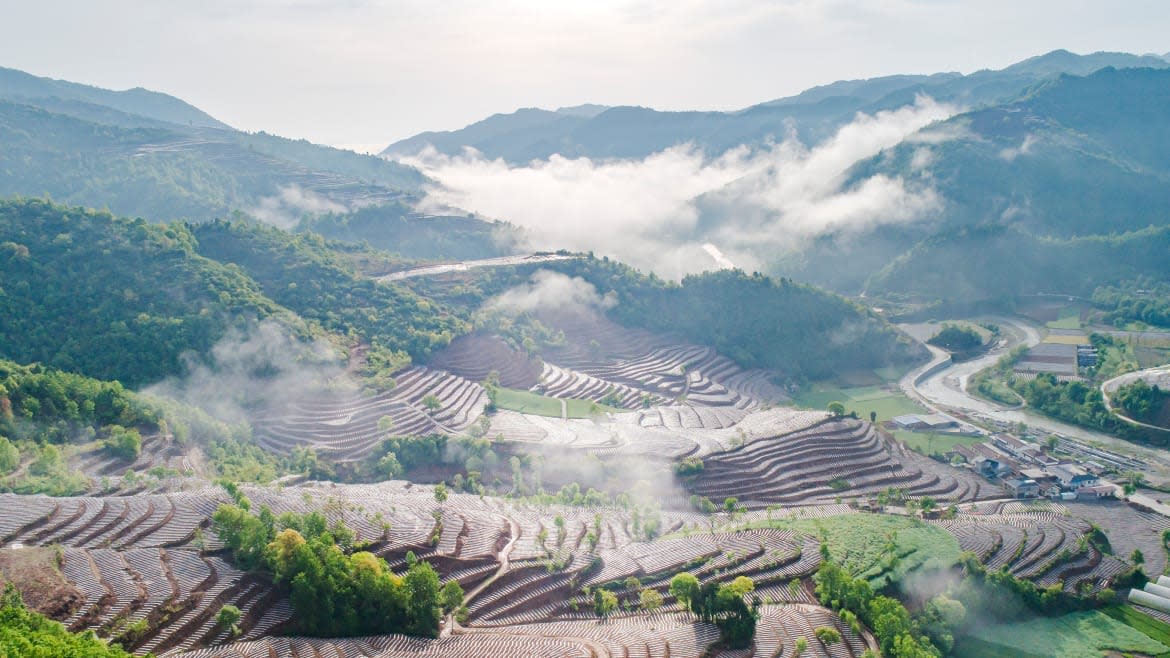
{"left": 1104, "top": 605, "right": 1170, "bottom": 652}
{"left": 564, "top": 398, "right": 622, "bottom": 419}
{"left": 1046, "top": 307, "right": 1083, "bottom": 330}
{"left": 953, "top": 636, "right": 1047, "bottom": 658}
{"left": 1136, "top": 345, "right": 1170, "bottom": 368}
{"left": 968, "top": 610, "right": 1170, "bottom": 658}
{"left": 893, "top": 430, "right": 985, "bottom": 457}
{"left": 493, "top": 388, "right": 621, "bottom": 419}
{"left": 792, "top": 384, "right": 925, "bottom": 423}
{"left": 494, "top": 387, "right": 564, "bottom": 416}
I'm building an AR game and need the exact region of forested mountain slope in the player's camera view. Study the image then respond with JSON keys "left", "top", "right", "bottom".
{"left": 405, "top": 257, "right": 922, "bottom": 382}
{"left": 850, "top": 67, "right": 1170, "bottom": 302}
{"left": 0, "top": 67, "right": 427, "bottom": 224}
{"left": 0, "top": 199, "right": 303, "bottom": 387}
{"left": 191, "top": 220, "right": 467, "bottom": 368}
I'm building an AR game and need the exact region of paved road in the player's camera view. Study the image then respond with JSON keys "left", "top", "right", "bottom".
{"left": 377, "top": 254, "right": 580, "bottom": 281}
{"left": 898, "top": 316, "right": 1036, "bottom": 421}
{"left": 899, "top": 316, "right": 1170, "bottom": 469}
{"left": 1101, "top": 366, "right": 1170, "bottom": 432}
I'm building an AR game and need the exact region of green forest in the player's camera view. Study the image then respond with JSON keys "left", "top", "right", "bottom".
{"left": 1092, "top": 279, "right": 1170, "bottom": 329}
{"left": 191, "top": 220, "right": 466, "bottom": 367}
{"left": 408, "top": 256, "right": 922, "bottom": 382}
{"left": 0, "top": 199, "right": 299, "bottom": 387}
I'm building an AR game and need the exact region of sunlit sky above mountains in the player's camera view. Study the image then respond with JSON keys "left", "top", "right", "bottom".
{"left": 2, "top": 0, "right": 1167, "bottom": 151}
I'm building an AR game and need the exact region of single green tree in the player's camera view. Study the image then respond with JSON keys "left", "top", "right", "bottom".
{"left": 0, "top": 437, "right": 19, "bottom": 474}
{"left": 670, "top": 573, "right": 701, "bottom": 612}
{"left": 814, "top": 626, "right": 841, "bottom": 644}
{"left": 216, "top": 604, "right": 242, "bottom": 636}
{"left": 640, "top": 588, "right": 664, "bottom": 611}
{"left": 440, "top": 580, "right": 464, "bottom": 614}
{"left": 377, "top": 415, "right": 395, "bottom": 433}
{"left": 593, "top": 588, "right": 618, "bottom": 619}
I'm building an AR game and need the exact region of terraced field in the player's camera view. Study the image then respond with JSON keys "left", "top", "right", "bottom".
{"left": 2, "top": 473, "right": 1135, "bottom": 657}
{"left": 170, "top": 603, "right": 873, "bottom": 658}
{"left": 252, "top": 366, "right": 489, "bottom": 461}
{"left": 934, "top": 501, "right": 1131, "bottom": 594}
{"left": 0, "top": 312, "right": 1151, "bottom": 657}
{"left": 690, "top": 418, "right": 992, "bottom": 506}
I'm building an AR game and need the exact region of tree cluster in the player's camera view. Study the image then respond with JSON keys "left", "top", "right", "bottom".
{"left": 927, "top": 324, "right": 983, "bottom": 353}
{"left": 1114, "top": 379, "right": 1169, "bottom": 426}
{"left": 670, "top": 573, "right": 760, "bottom": 648}
{"left": 212, "top": 494, "right": 445, "bottom": 638}
{"left": 813, "top": 559, "right": 942, "bottom": 657}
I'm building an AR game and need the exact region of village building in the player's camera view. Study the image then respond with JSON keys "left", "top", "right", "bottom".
{"left": 1004, "top": 477, "right": 1041, "bottom": 499}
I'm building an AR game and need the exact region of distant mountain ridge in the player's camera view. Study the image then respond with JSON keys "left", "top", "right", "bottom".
{"left": 0, "top": 66, "right": 230, "bottom": 129}
{"left": 382, "top": 50, "right": 1170, "bottom": 163}
{"left": 0, "top": 65, "right": 439, "bottom": 228}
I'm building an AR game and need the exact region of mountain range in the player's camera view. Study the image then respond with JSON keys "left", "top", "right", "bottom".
{"left": 4, "top": 49, "right": 1170, "bottom": 312}
{"left": 382, "top": 50, "right": 1170, "bottom": 162}
{"left": 381, "top": 50, "right": 1170, "bottom": 311}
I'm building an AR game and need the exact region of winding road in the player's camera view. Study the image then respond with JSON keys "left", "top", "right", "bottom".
{"left": 1101, "top": 366, "right": 1170, "bottom": 432}
{"left": 899, "top": 316, "right": 1170, "bottom": 469}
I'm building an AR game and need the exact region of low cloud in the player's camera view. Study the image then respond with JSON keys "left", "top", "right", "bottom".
{"left": 402, "top": 96, "right": 959, "bottom": 278}
{"left": 144, "top": 319, "right": 346, "bottom": 424}
{"left": 487, "top": 270, "right": 617, "bottom": 314}
{"left": 998, "top": 134, "right": 1037, "bottom": 161}
{"left": 250, "top": 184, "right": 347, "bottom": 229}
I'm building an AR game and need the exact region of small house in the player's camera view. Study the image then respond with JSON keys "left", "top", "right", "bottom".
{"left": 1020, "top": 468, "right": 1059, "bottom": 489}
{"left": 1078, "top": 484, "right": 1116, "bottom": 500}
{"left": 1050, "top": 464, "right": 1099, "bottom": 490}
{"left": 1004, "top": 478, "right": 1041, "bottom": 499}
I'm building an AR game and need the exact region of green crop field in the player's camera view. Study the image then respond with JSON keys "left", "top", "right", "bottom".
{"left": 744, "top": 513, "right": 960, "bottom": 588}
{"left": 967, "top": 610, "right": 1170, "bottom": 658}
{"left": 792, "top": 384, "right": 925, "bottom": 423}
{"left": 1046, "top": 306, "right": 1083, "bottom": 330}
{"left": 494, "top": 387, "right": 565, "bottom": 416}
{"left": 893, "top": 430, "right": 985, "bottom": 457}
{"left": 493, "top": 388, "right": 621, "bottom": 419}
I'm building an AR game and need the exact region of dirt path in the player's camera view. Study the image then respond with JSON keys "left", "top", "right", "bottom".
{"left": 463, "top": 517, "right": 520, "bottom": 607}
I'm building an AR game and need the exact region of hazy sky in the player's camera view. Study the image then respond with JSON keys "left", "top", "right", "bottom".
{"left": 2, "top": 0, "right": 1167, "bottom": 152}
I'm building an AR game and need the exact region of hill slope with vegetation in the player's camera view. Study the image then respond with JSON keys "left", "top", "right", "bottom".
{"left": 790, "top": 67, "right": 1170, "bottom": 303}
{"left": 0, "top": 199, "right": 305, "bottom": 387}
{"left": 0, "top": 66, "right": 427, "bottom": 224}
{"left": 406, "top": 256, "right": 922, "bottom": 382}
